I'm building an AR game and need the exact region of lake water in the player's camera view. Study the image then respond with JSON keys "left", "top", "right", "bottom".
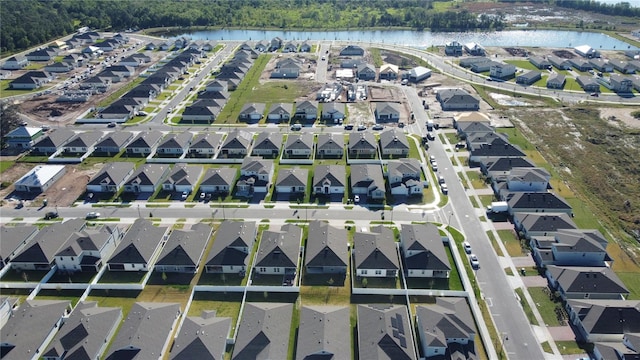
{"left": 172, "top": 29, "right": 638, "bottom": 50}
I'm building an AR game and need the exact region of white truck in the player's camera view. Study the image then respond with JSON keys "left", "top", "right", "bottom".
{"left": 486, "top": 201, "right": 508, "bottom": 213}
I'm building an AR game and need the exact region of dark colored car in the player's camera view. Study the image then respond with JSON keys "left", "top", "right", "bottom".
{"left": 44, "top": 211, "right": 59, "bottom": 220}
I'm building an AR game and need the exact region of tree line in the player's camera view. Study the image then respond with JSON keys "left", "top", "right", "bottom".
{"left": 1, "top": 0, "right": 506, "bottom": 53}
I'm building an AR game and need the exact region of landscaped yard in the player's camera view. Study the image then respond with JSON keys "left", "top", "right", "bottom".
{"left": 497, "top": 229, "right": 526, "bottom": 257}
{"left": 528, "top": 286, "right": 565, "bottom": 327}
{"left": 189, "top": 292, "right": 244, "bottom": 334}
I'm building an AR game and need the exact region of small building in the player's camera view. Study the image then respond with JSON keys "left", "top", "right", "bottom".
{"left": 54, "top": 223, "right": 122, "bottom": 273}
{"left": 316, "top": 133, "right": 344, "bottom": 158}
{"left": 107, "top": 219, "right": 169, "bottom": 272}
{"left": 294, "top": 100, "right": 319, "bottom": 121}
{"left": 379, "top": 128, "right": 409, "bottom": 157}
{"left": 161, "top": 164, "right": 203, "bottom": 194}
{"left": 14, "top": 164, "right": 66, "bottom": 193}
{"left": 506, "top": 192, "right": 573, "bottom": 216}
{"left": 123, "top": 164, "right": 170, "bottom": 193}
{"left": 357, "top": 304, "right": 417, "bottom": 360}
{"left": 312, "top": 165, "right": 346, "bottom": 196}
{"left": 353, "top": 225, "right": 399, "bottom": 278}
{"left": 512, "top": 212, "right": 577, "bottom": 239}
{"left": 569, "top": 58, "right": 593, "bottom": 72}
{"left": 155, "top": 223, "right": 212, "bottom": 273}
{"left": 444, "top": 41, "right": 463, "bottom": 56}
{"left": 220, "top": 130, "right": 252, "bottom": 156}
{"left": 464, "top": 42, "right": 485, "bottom": 56}
{"left": 379, "top": 63, "right": 399, "bottom": 80}
{"left": 275, "top": 167, "right": 308, "bottom": 194}
{"left": 528, "top": 56, "right": 551, "bottom": 69}
{"left": 284, "top": 133, "right": 314, "bottom": 157}
{"left": 348, "top": 132, "right": 377, "bottom": 158}
{"left": 320, "top": 102, "right": 346, "bottom": 121}
{"left": 170, "top": 311, "right": 231, "bottom": 360}
{"left": 546, "top": 73, "right": 566, "bottom": 89}
{"left": 232, "top": 303, "right": 293, "bottom": 360}
{"left": 574, "top": 44, "right": 598, "bottom": 58}
{"left": 10, "top": 71, "right": 53, "bottom": 89}
{"left": 238, "top": 157, "right": 274, "bottom": 194}
{"left": 238, "top": 103, "right": 266, "bottom": 122}
{"left": 204, "top": 220, "right": 256, "bottom": 274}
{"left": 156, "top": 131, "right": 193, "bottom": 156}
{"left": 182, "top": 100, "right": 221, "bottom": 123}
{"left": 296, "top": 306, "right": 350, "bottom": 360}
{"left": 387, "top": 158, "right": 423, "bottom": 196}
{"left": 254, "top": 224, "right": 302, "bottom": 277}
{"left": 267, "top": 103, "right": 293, "bottom": 122}
{"left": 340, "top": 45, "right": 364, "bottom": 56}
{"left": 199, "top": 167, "right": 238, "bottom": 194}
{"left": 94, "top": 131, "right": 134, "bottom": 155}
{"left": 375, "top": 102, "right": 401, "bottom": 123}
{"left": 416, "top": 298, "right": 477, "bottom": 359}
{"left": 609, "top": 59, "right": 636, "bottom": 74}
{"left": 589, "top": 58, "right": 613, "bottom": 73}
{"left": 2, "top": 55, "right": 28, "bottom": 70}
{"left": 87, "top": 162, "right": 135, "bottom": 193}
{"left": 351, "top": 164, "right": 385, "bottom": 200}
{"left": 188, "top": 133, "right": 224, "bottom": 157}
{"left": 436, "top": 88, "right": 480, "bottom": 111}
{"left": 490, "top": 63, "right": 516, "bottom": 79}
{"left": 407, "top": 66, "right": 432, "bottom": 83}
{"left": 547, "top": 265, "right": 629, "bottom": 300}
{"left": 576, "top": 75, "right": 600, "bottom": 92}
{"left": 401, "top": 223, "right": 450, "bottom": 278}
{"left": 305, "top": 221, "right": 348, "bottom": 274}
{"left": 62, "top": 131, "right": 103, "bottom": 154}
{"left": 3, "top": 126, "right": 44, "bottom": 149}
{"left": 547, "top": 55, "right": 571, "bottom": 70}
{"left": 125, "top": 130, "right": 163, "bottom": 156}
{"left": 566, "top": 299, "right": 640, "bottom": 343}
{"left": 608, "top": 73, "right": 634, "bottom": 93}
{"left": 516, "top": 70, "right": 542, "bottom": 85}
{"left": 251, "top": 132, "right": 282, "bottom": 158}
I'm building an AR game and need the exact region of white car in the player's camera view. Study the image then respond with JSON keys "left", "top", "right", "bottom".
{"left": 354, "top": 195, "right": 360, "bottom": 203}
{"left": 431, "top": 161, "right": 438, "bottom": 171}
{"left": 470, "top": 254, "right": 479, "bottom": 269}
{"left": 463, "top": 241, "right": 472, "bottom": 254}
{"left": 440, "top": 183, "right": 448, "bottom": 195}
{"left": 181, "top": 191, "right": 189, "bottom": 200}
{"left": 85, "top": 212, "right": 101, "bottom": 219}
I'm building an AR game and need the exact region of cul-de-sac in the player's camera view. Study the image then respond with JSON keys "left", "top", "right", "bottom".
{"left": 1, "top": 1, "right": 640, "bottom": 359}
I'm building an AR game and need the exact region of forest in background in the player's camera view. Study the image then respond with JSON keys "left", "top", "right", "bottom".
{"left": 2, "top": 0, "right": 639, "bottom": 54}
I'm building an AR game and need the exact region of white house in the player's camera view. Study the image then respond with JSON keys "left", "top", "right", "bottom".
{"left": 54, "top": 224, "right": 122, "bottom": 273}
{"left": 14, "top": 165, "right": 66, "bottom": 193}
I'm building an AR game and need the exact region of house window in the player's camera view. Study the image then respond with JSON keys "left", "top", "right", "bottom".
{"left": 362, "top": 270, "right": 368, "bottom": 275}
{"left": 275, "top": 268, "right": 280, "bottom": 273}
{"left": 230, "top": 266, "right": 234, "bottom": 270}
{"left": 375, "top": 270, "right": 382, "bottom": 275}
{"left": 71, "top": 257, "right": 74, "bottom": 261}
{"left": 260, "top": 267, "right": 266, "bottom": 272}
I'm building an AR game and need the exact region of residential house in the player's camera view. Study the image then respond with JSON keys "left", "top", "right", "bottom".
{"left": 321, "top": 102, "right": 346, "bottom": 122}
{"left": 44, "top": 62, "right": 73, "bottom": 73}
{"left": 348, "top": 132, "right": 377, "bottom": 158}
{"left": 305, "top": 221, "right": 348, "bottom": 274}
{"left": 401, "top": 223, "right": 450, "bottom": 278}
{"left": 566, "top": 299, "right": 640, "bottom": 343}
{"left": 531, "top": 229, "right": 610, "bottom": 267}
{"left": 357, "top": 304, "right": 417, "bottom": 360}
{"left": 528, "top": 56, "right": 552, "bottom": 69}
{"left": 589, "top": 58, "right": 613, "bottom": 73}
{"left": 294, "top": 100, "right": 319, "bottom": 121}
{"left": 220, "top": 130, "right": 252, "bottom": 156}
{"left": 436, "top": 88, "right": 480, "bottom": 111}
{"left": 577, "top": 75, "right": 600, "bottom": 92}
{"left": 26, "top": 48, "right": 56, "bottom": 61}
{"left": 2, "top": 55, "right": 28, "bottom": 70}
{"left": 161, "top": 164, "right": 204, "bottom": 193}
{"left": 481, "top": 157, "right": 536, "bottom": 177}
{"left": 32, "top": 129, "right": 75, "bottom": 154}
{"left": 14, "top": 164, "right": 66, "bottom": 193}
{"left": 237, "top": 157, "right": 274, "bottom": 195}
{"left": 252, "top": 132, "right": 282, "bottom": 158}
{"left": 300, "top": 42, "right": 312, "bottom": 52}
{"left": 269, "top": 37, "right": 283, "bottom": 51}
{"left": 547, "top": 265, "right": 629, "bottom": 300}
{"left": 170, "top": 311, "right": 231, "bottom": 360}
{"left": 375, "top": 102, "right": 401, "bottom": 123}
{"left": 62, "top": 131, "right": 103, "bottom": 154}
{"left": 199, "top": 167, "right": 238, "bottom": 194}
{"left": 123, "top": 164, "right": 170, "bottom": 193}
{"left": 512, "top": 212, "right": 577, "bottom": 239}
{"left": 254, "top": 224, "right": 302, "bottom": 277}
{"left": 296, "top": 306, "right": 350, "bottom": 360}
{"left": 42, "top": 302, "right": 122, "bottom": 360}
{"left": 198, "top": 90, "right": 231, "bottom": 101}
{"left": 490, "top": 63, "right": 517, "bottom": 79}
{"left": 275, "top": 167, "right": 308, "bottom": 194}
{"left": 10, "top": 71, "right": 53, "bottom": 89}
{"left": 458, "top": 57, "right": 490, "bottom": 70}
{"left": 3, "top": 126, "right": 44, "bottom": 149}
{"left": 609, "top": 59, "right": 636, "bottom": 74}
{"left": 271, "top": 58, "right": 302, "bottom": 78}
{"left": 182, "top": 100, "right": 221, "bottom": 123}
{"left": 94, "top": 131, "right": 134, "bottom": 155}
{"left": 189, "top": 133, "right": 223, "bottom": 157}
{"left": 547, "top": 55, "right": 571, "bottom": 70}
{"left": 505, "top": 191, "right": 572, "bottom": 215}
{"left": 156, "top": 131, "right": 193, "bottom": 156}
{"left": 10, "top": 218, "right": 86, "bottom": 271}
{"left": 571, "top": 58, "right": 593, "bottom": 71}
{"left": 456, "top": 120, "right": 493, "bottom": 139}
{"left": 253, "top": 41, "right": 268, "bottom": 52}
{"left": 104, "top": 302, "right": 181, "bottom": 360}
{"left": 608, "top": 74, "right": 634, "bottom": 93}
{"left": 125, "top": 130, "right": 163, "bottom": 156}
{"left": 593, "top": 334, "right": 640, "bottom": 360}
{"left": 466, "top": 131, "right": 509, "bottom": 149}
{"left": 155, "top": 223, "right": 212, "bottom": 273}
{"left": 387, "top": 158, "right": 423, "bottom": 196}
{"left": 267, "top": 103, "right": 293, "bottom": 122}
{"left": 379, "top": 128, "right": 409, "bottom": 157}
{"left": 317, "top": 82, "right": 343, "bottom": 102}
{"left": 1, "top": 300, "right": 71, "bottom": 360}
{"left": 468, "top": 137, "right": 526, "bottom": 164}
{"left": 407, "top": 66, "right": 432, "bottom": 83}
{"left": 575, "top": 44, "right": 598, "bottom": 58}
{"left": 516, "top": 70, "right": 542, "bottom": 85}
{"left": 284, "top": 133, "right": 314, "bottom": 157}
{"left": 205, "top": 80, "right": 228, "bottom": 92}
{"left": 351, "top": 164, "right": 386, "bottom": 200}
{"left": 444, "top": 41, "right": 463, "bottom": 56}
{"left": 87, "top": 162, "right": 135, "bottom": 193}
{"left": 232, "top": 303, "right": 293, "bottom": 360}
{"left": 0, "top": 225, "right": 39, "bottom": 269}
{"left": 204, "top": 220, "right": 256, "bottom": 274}
{"left": 316, "top": 133, "right": 344, "bottom": 158}
{"left": 54, "top": 224, "right": 122, "bottom": 273}
{"left": 313, "top": 165, "right": 346, "bottom": 196}
{"left": 416, "top": 298, "right": 477, "bottom": 359}
{"left": 107, "top": 219, "right": 169, "bottom": 271}
{"left": 340, "top": 45, "right": 365, "bottom": 56}
{"left": 238, "top": 103, "right": 265, "bottom": 122}
{"left": 357, "top": 63, "right": 377, "bottom": 81}
{"left": 354, "top": 225, "right": 399, "bottom": 278}
{"left": 494, "top": 167, "right": 550, "bottom": 193}
{"left": 547, "top": 73, "right": 566, "bottom": 89}
{"left": 379, "top": 63, "right": 399, "bottom": 80}
{"left": 283, "top": 41, "right": 298, "bottom": 52}
{"left": 99, "top": 103, "right": 136, "bottom": 120}
{"left": 464, "top": 42, "right": 485, "bottom": 56}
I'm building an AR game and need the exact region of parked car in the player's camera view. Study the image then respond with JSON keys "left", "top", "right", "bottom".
{"left": 470, "top": 254, "right": 480, "bottom": 269}
{"left": 291, "top": 123, "right": 302, "bottom": 131}
{"left": 85, "top": 212, "right": 101, "bottom": 219}
{"left": 354, "top": 195, "right": 360, "bottom": 203}
{"left": 107, "top": 122, "right": 116, "bottom": 128}
{"left": 44, "top": 211, "right": 59, "bottom": 220}
{"left": 200, "top": 192, "right": 206, "bottom": 200}
{"left": 344, "top": 124, "right": 354, "bottom": 130}
{"left": 357, "top": 124, "right": 367, "bottom": 131}
{"left": 440, "top": 183, "right": 448, "bottom": 194}
{"left": 431, "top": 161, "right": 438, "bottom": 171}
{"left": 463, "top": 242, "right": 472, "bottom": 254}
{"left": 372, "top": 124, "right": 384, "bottom": 130}
{"left": 429, "top": 155, "right": 436, "bottom": 163}
{"left": 181, "top": 191, "right": 189, "bottom": 200}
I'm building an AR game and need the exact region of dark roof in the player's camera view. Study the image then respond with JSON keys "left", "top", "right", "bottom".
{"left": 64, "top": 131, "right": 103, "bottom": 149}
{"left": 200, "top": 167, "right": 237, "bottom": 187}
{"left": 170, "top": 311, "right": 232, "bottom": 360}
{"left": 312, "top": 165, "right": 346, "bottom": 189}
{"left": 56, "top": 224, "right": 119, "bottom": 257}
{"left": 0, "top": 225, "right": 38, "bottom": 264}
{"left": 567, "top": 299, "right": 640, "bottom": 336}
{"left": 190, "top": 133, "right": 223, "bottom": 150}
{"left": 105, "top": 302, "right": 181, "bottom": 360}
{"left": 276, "top": 167, "right": 308, "bottom": 188}
{"left": 156, "top": 223, "right": 212, "bottom": 267}
{"left": 379, "top": 128, "right": 409, "bottom": 150}
{"left": 1, "top": 300, "right": 71, "bottom": 360}
{"left": 107, "top": 219, "right": 168, "bottom": 265}
{"left": 416, "top": 298, "right": 476, "bottom": 351}
{"left": 401, "top": 223, "right": 450, "bottom": 271}
{"left": 514, "top": 212, "right": 577, "bottom": 233}
{"left": 305, "top": 221, "right": 348, "bottom": 268}
{"left": 232, "top": 302, "right": 293, "bottom": 360}
{"left": 205, "top": 221, "right": 256, "bottom": 267}
{"left": 470, "top": 140, "right": 525, "bottom": 158}
{"left": 255, "top": 224, "right": 302, "bottom": 268}
{"left": 11, "top": 219, "right": 86, "bottom": 266}
{"left": 357, "top": 304, "right": 417, "bottom": 360}
{"left": 158, "top": 132, "right": 193, "bottom": 150}
{"left": 253, "top": 132, "right": 282, "bottom": 152}
{"left": 548, "top": 266, "right": 629, "bottom": 296}
{"left": 88, "top": 162, "right": 136, "bottom": 187}
{"left": 484, "top": 157, "right": 536, "bottom": 173}
{"left": 42, "top": 301, "right": 122, "bottom": 360}
{"left": 124, "top": 164, "right": 169, "bottom": 187}
{"left": 162, "top": 164, "right": 203, "bottom": 187}
{"left": 126, "top": 130, "right": 163, "bottom": 149}
{"left": 507, "top": 192, "right": 572, "bottom": 211}
{"left": 285, "top": 133, "right": 314, "bottom": 151}
{"left": 353, "top": 226, "right": 399, "bottom": 271}
{"left": 94, "top": 131, "right": 134, "bottom": 149}
{"left": 34, "top": 129, "right": 75, "bottom": 148}
{"left": 296, "top": 306, "right": 351, "bottom": 360}
{"left": 221, "top": 130, "right": 252, "bottom": 150}
{"left": 349, "top": 132, "right": 377, "bottom": 151}
{"left": 316, "top": 133, "right": 344, "bottom": 151}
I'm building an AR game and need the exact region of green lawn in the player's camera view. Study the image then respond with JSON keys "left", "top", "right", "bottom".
{"left": 189, "top": 292, "right": 243, "bottom": 335}
{"left": 0, "top": 80, "right": 48, "bottom": 98}
{"left": 556, "top": 340, "right": 593, "bottom": 355}
{"left": 465, "top": 171, "right": 487, "bottom": 189}
{"left": 478, "top": 195, "right": 496, "bottom": 208}
{"left": 486, "top": 231, "right": 504, "bottom": 257}
{"left": 528, "top": 286, "right": 564, "bottom": 326}
{"left": 617, "top": 272, "right": 640, "bottom": 300}
{"left": 504, "top": 60, "right": 538, "bottom": 71}
{"left": 515, "top": 288, "right": 538, "bottom": 326}
{"left": 0, "top": 160, "right": 15, "bottom": 174}
{"left": 497, "top": 229, "right": 525, "bottom": 257}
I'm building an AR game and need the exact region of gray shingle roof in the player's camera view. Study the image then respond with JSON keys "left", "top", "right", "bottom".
{"left": 349, "top": 132, "right": 377, "bottom": 151}
{"left": 241, "top": 157, "right": 274, "bottom": 176}
{"left": 484, "top": 157, "right": 536, "bottom": 173}
{"left": 126, "top": 130, "right": 163, "bottom": 150}
{"left": 357, "top": 304, "right": 417, "bottom": 360}
{"left": 11, "top": 218, "right": 86, "bottom": 266}
{"left": 316, "top": 133, "right": 344, "bottom": 152}
{"left": 253, "top": 132, "right": 282, "bottom": 152}
{"left": 387, "top": 159, "right": 421, "bottom": 181}
{"left": 42, "top": 301, "right": 122, "bottom": 360}
{"left": 305, "top": 221, "right": 348, "bottom": 269}
{"left": 401, "top": 223, "right": 450, "bottom": 272}
{"left": 124, "top": 164, "right": 169, "bottom": 187}
{"left": 507, "top": 192, "right": 572, "bottom": 211}
{"left": 95, "top": 131, "right": 134, "bottom": 150}
{"left": 548, "top": 265, "right": 629, "bottom": 296}
{"left": 285, "top": 133, "right": 314, "bottom": 151}
{"left": 296, "top": 306, "right": 351, "bottom": 360}
{"left": 55, "top": 224, "right": 119, "bottom": 257}
{"left": 255, "top": 224, "right": 302, "bottom": 268}
{"left": 0, "top": 225, "right": 38, "bottom": 265}
{"left": 156, "top": 223, "right": 212, "bottom": 267}
{"left": 205, "top": 220, "right": 256, "bottom": 267}
{"left": 353, "top": 226, "right": 399, "bottom": 271}
{"left": 232, "top": 302, "right": 293, "bottom": 360}
{"left": 88, "top": 162, "right": 136, "bottom": 188}
{"left": 416, "top": 298, "right": 476, "bottom": 353}
{"left": 64, "top": 131, "right": 103, "bottom": 149}
{"left": 268, "top": 103, "right": 293, "bottom": 117}
{"left": 567, "top": 299, "right": 640, "bottom": 337}
{"left": 171, "top": 311, "right": 232, "bottom": 360}
{"left": 379, "top": 128, "right": 409, "bottom": 151}
{"left": 221, "top": 130, "right": 252, "bottom": 150}
{"left": 514, "top": 212, "right": 577, "bottom": 233}
{"left": 158, "top": 131, "right": 193, "bottom": 150}
{"left": 312, "top": 165, "right": 346, "bottom": 189}
{"left": 1, "top": 300, "right": 71, "bottom": 360}
{"left": 106, "top": 302, "right": 181, "bottom": 360}
{"left": 200, "top": 167, "right": 238, "bottom": 187}
{"left": 34, "top": 128, "right": 75, "bottom": 149}
{"left": 276, "top": 167, "right": 308, "bottom": 188}
{"left": 163, "top": 164, "right": 203, "bottom": 187}
{"left": 190, "top": 133, "right": 223, "bottom": 150}
{"left": 107, "top": 218, "right": 168, "bottom": 265}
{"left": 351, "top": 164, "right": 385, "bottom": 192}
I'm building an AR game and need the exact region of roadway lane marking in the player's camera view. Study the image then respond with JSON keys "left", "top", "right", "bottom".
{"left": 486, "top": 297, "right": 493, "bottom": 307}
